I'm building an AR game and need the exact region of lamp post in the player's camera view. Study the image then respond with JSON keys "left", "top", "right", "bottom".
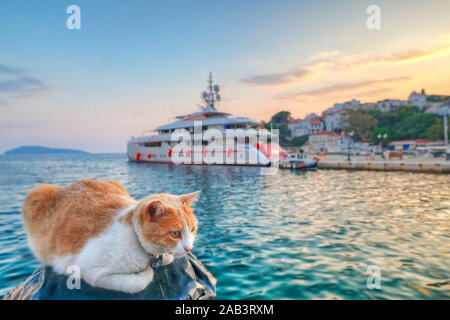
{"left": 347, "top": 131, "right": 354, "bottom": 161}
{"left": 377, "top": 133, "right": 387, "bottom": 158}
{"left": 443, "top": 110, "right": 448, "bottom": 146}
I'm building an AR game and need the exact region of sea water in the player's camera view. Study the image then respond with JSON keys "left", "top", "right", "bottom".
{"left": 0, "top": 153, "right": 448, "bottom": 299}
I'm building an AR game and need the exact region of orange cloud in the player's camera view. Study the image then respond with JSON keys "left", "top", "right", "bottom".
{"left": 275, "top": 76, "right": 413, "bottom": 100}
{"left": 240, "top": 41, "right": 450, "bottom": 88}
{"left": 240, "top": 67, "right": 313, "bottom": 86}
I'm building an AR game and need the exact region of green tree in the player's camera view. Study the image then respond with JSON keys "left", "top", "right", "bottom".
{"left": 271, "top": 111, "right": 292, "bottom": 124}
{"left": 291, "top": 135, "right": 309, "bottom": 147}
{"left": 344, "top": 111, "right": 378, "bottom": 142}
{"left": 355, "top": 106, "right": 446, "bottom": 143}
{"left": 425, "top": 117, "right": 449, "bottom": 141}
{"left": 264, "top": 111, "right": 293, "bottom": 146}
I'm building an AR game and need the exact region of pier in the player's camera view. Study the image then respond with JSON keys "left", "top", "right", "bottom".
{"left": 317, "top": 157, "right": 450, "bottom": 173}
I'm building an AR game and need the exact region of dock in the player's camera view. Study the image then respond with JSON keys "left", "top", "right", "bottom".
{"left": 317, "top": 158, "right": 450, "bottom": 173}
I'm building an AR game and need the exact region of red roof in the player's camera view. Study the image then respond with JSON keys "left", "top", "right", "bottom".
{"left": 310, "top": 131, "right": 336, "bottom": 136}
{"left": 309, "top": 120, "right": 322, "bottom": 124}
{"left": 390, "top": 139, "right": 430, "bottom": 143}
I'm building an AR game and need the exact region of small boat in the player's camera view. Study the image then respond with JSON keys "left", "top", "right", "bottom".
{"left": 279, "top": 153, "right": 319, "bottom": 170}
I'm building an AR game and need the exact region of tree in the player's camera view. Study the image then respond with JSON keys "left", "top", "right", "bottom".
{"left": 271, "top": 111, "right": 292, "bottom": 124}
{"left": 426, "top": 117, "right": 449, "bottom": 141}
{"left": 264, "top": 111, "right": 293, "bottom": 147}
{"left": 291, "top": 135, "right": 309, "bottom": 147}
{"left": 344, "top": 111, "right": 378, "bottom": 142}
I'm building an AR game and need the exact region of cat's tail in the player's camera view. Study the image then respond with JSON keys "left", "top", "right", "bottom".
{"left": 22, "top": 184, "right": 62, "bottom": 263}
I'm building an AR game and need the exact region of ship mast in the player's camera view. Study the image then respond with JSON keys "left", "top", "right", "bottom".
{"left": 201, "top": 72, "right": 220, "bottom": 111}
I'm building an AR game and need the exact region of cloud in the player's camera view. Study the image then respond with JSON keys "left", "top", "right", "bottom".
{"left": 316, "top": 44, "right": 450, "bottom": 71}
{"left": 0, "top": 65, "right": 52, "bottom": 106}
{"left": 276, "top": 76, "right": 412, "bottom": 100}
{"left": 0, "top": 64, "right": 25, "bottom": 76}
{"left": 0, "top": 77, "right": 45, "bottom": 93}
{"left": 240, "top": 41, "right": 450, "bottom": 88}
{"left": 240, "top": 67, "right": 312, "bottom": 86}
{"left": 307, "top": 51, "right": 339, "bottom": 62}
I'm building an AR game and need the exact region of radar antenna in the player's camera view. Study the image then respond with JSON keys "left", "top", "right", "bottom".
{"left": 200, "top": 72, "right": 220, "bottom": 110}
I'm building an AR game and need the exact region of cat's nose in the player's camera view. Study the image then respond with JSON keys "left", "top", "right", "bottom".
{"left": 184, "top": 246, "right": 192, "bottom": 252}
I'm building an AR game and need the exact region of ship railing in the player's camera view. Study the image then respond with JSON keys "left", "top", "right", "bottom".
{"left": 129, "top": 128, "right": 278, "bottom": 143}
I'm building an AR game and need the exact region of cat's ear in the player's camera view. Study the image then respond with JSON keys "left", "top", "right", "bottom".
{"left": 144, "top": 201, "right": 165, "bottom": 222}
{"left": 179, "top": 191, "right": 201, "bottom": 207}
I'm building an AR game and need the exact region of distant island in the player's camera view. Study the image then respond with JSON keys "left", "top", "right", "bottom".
{"left": 4, "top": 146, "right": 89, "bottom": 155}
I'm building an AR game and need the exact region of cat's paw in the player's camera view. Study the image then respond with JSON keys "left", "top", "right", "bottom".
{"left": 127, "top": 268, "right": 154, "bottom": 293}
{"left": 161, "top": 254, "right": 174, "bottom": 266}
{"left": 87, "top": 268, "right": 154, "bottom": 294}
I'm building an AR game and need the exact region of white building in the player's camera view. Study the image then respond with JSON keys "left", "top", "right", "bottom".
{"left": 426, "top": 103, "right": 449, "bottom": 116}
{"left": 288, "top": 119, "right": 309, "bottom": 137}
{"left": 308, "top": 131, "right": 351, "bottom": 153}
{"left": 308, "top": 119, "right": 324, "bottom": 134}
{"left": 305, "top": 113, "right": 319, "bottom": 120}
{"left": 408, "top": 89, "right": 428, "bottom": 109}
{"left": 375, "top": 99, "right": 409, "bottom": 112}
{"left": 389, "top": 139, "right": 434, "bottom": 151}
{"left": 342, "top": 99, "right": 361, "bottom": 111}
{"left": 360, "top": 102, "right": 376, "bottom": 110}
{"left": 324, "top": 110, "right": 347, "bottom": 133}
{"left": 323, "top": 99, "right": 361, "bottom": 116}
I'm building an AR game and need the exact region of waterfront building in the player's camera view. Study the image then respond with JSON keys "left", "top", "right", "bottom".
{"left": 324, "top": 110, "right": 347, "bottom": 133}
{"left": 308, "top": 131, "right": 350, "bottom": 153}
{"left": 308, "top": 119, "right": 324, "bottom": 134}
{"left": 288, "top": 119, "right": 309, "bottom": 137}
{"left": 388, "top": 139, "right": 436, "bottom": 151}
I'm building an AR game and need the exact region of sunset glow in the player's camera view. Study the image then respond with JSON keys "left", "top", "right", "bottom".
{"left": 1, "top": 0, "right": 449, "bottom": 152}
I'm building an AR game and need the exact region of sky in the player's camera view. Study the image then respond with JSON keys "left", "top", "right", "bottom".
{"left": 1, "top": 0, "right": 449, "bottom": 153}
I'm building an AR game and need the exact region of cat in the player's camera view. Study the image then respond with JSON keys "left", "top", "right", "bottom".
{"left": 21, "top": 179, "right": 200, "bottom": 293}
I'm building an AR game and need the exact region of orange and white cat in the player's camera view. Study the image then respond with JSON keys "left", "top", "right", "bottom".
{"left": 21, "top": 179, "right": 200, "bottom": 293}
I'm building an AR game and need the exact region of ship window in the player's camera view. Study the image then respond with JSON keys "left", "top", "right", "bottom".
{"left": 144, "top": 142, "right": 162, "bottom": 147}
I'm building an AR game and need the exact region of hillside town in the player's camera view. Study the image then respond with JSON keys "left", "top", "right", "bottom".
{"left": 280, "top": 89, "right": 450, "bottom": 155}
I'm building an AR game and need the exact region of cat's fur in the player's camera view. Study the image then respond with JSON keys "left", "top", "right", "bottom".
{"left": 22, "top": 179, "right": 199, "bottom": 293}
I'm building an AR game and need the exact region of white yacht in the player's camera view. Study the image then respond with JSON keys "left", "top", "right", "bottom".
{"left": 127, "top": 74, "right": 280, "bottom": 166}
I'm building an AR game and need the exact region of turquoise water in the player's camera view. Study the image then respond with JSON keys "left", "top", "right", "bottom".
{"left": 0, "top": 153, "right": 449, "bottom": 299}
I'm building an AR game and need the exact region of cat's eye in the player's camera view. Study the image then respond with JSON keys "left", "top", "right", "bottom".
{"left": 170, "top": 231, "right": 181, "bottom": 238}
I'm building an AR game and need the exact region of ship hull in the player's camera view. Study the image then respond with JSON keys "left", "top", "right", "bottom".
{"left": 127, "top": 141, "right": 274, "bottom": 166}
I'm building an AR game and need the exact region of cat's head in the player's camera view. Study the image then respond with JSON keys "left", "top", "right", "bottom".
{"left": 131, "top": 191, "right": 200, "bottom": 257}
